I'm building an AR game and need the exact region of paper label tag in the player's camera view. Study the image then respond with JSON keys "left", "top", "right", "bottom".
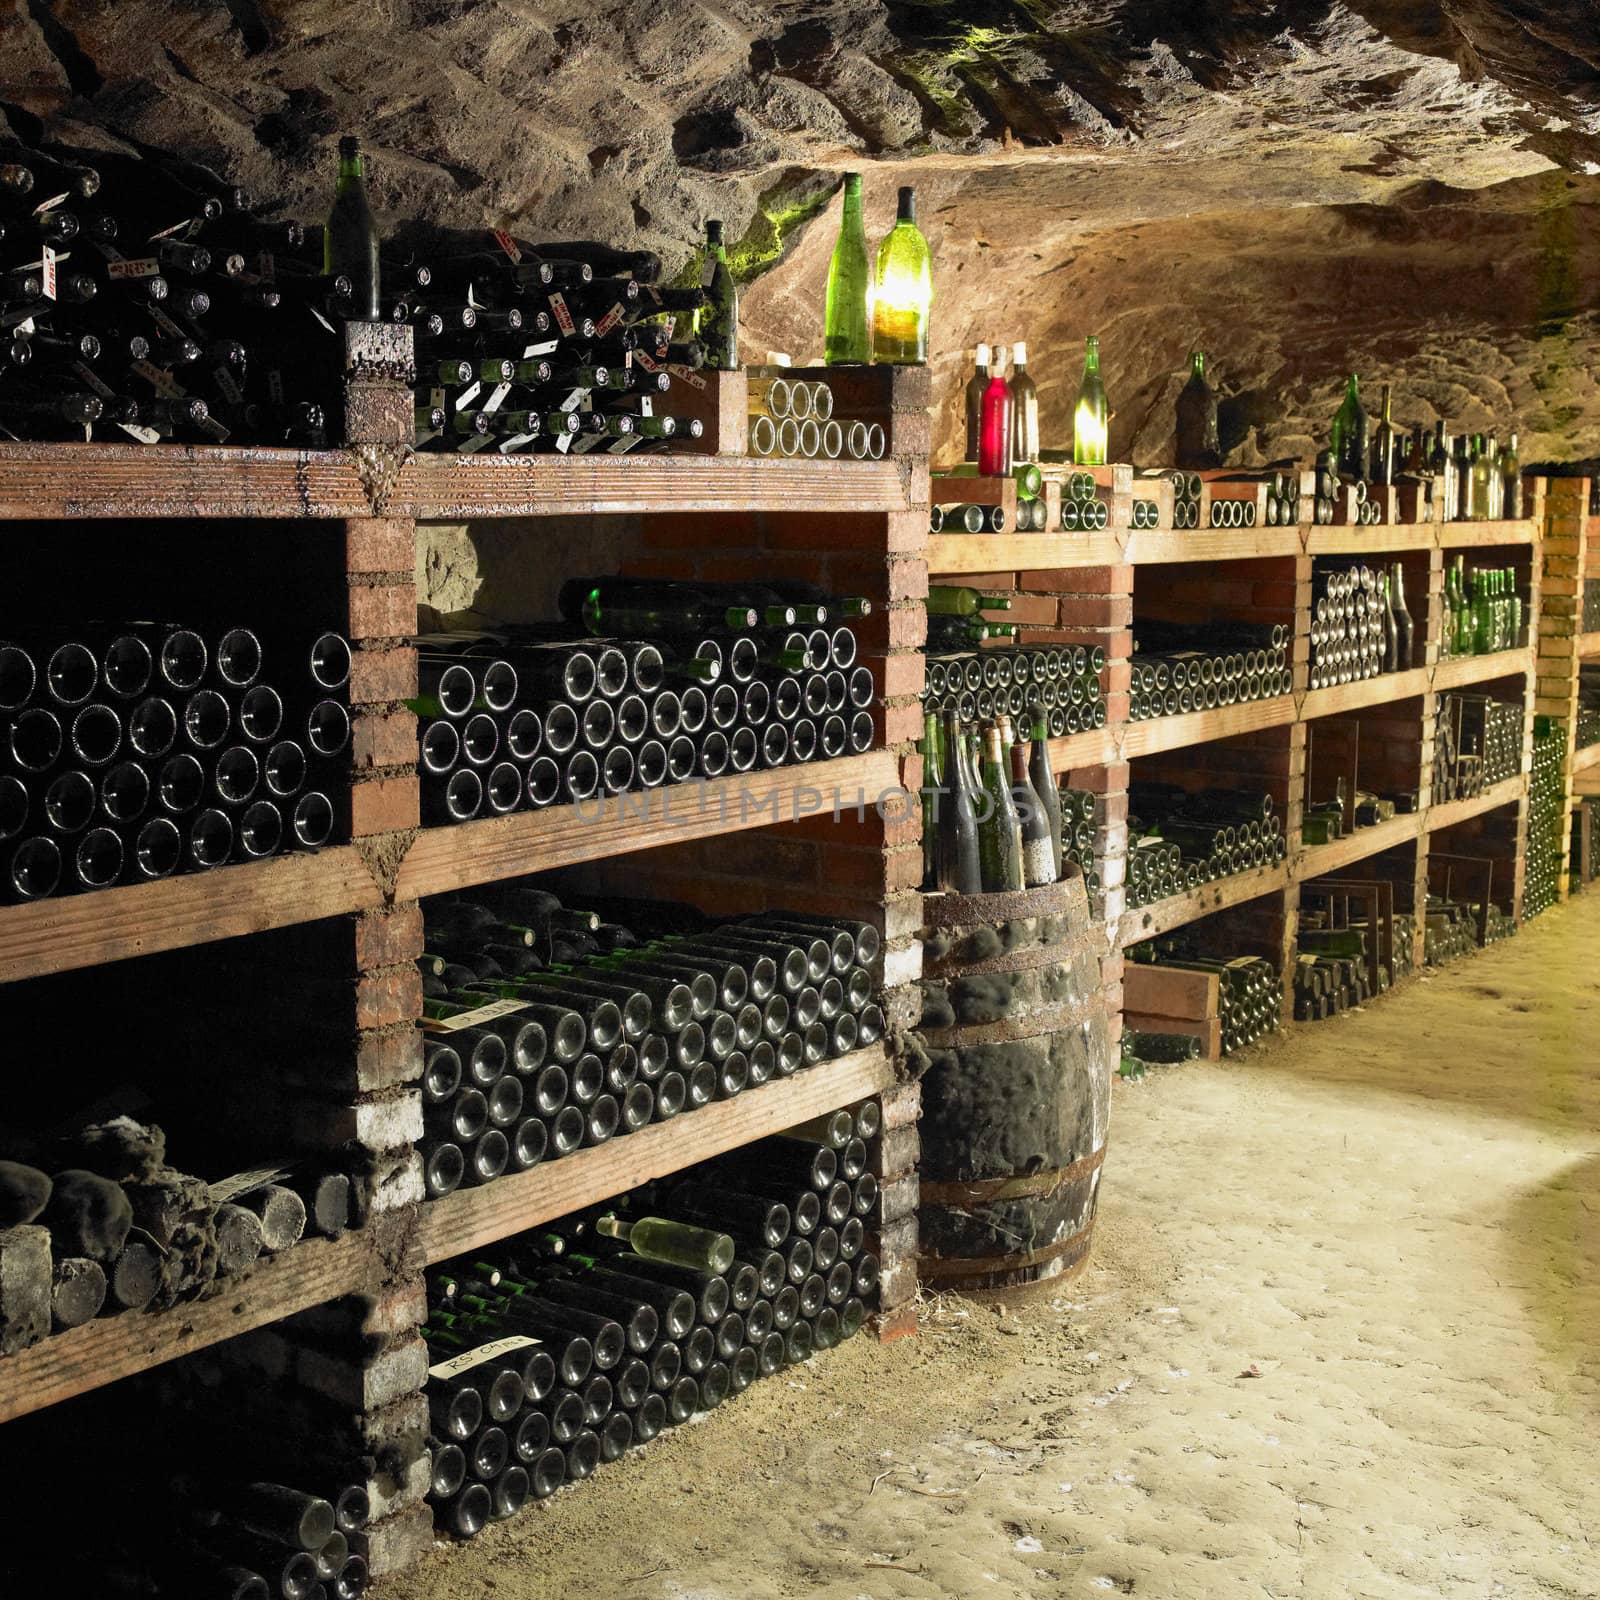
{"left": 267, "top": 369, "right": 285, "bottom": 406}
{"left": 429, "top": 385, "right": 447, "bottom": 410}
{"left": 32, "top": 190, "right": 69, "bottom": 216}
{"left": 639, "top": 396, "right": 653, "bottom": 419}
{"left": 117, "top": 423, "right": 163, "bottom": 445}
{"left": 483, "top": 381, "right": 512, "bottom": 414}
{"left": 548, "top": 292, "right": 575, "bottom": 336}
{"left": 634, "top": 349, "right": 661, "bottom": 374}
{"left": 210, "top": 1163, "right": 294, "bottom": 1204}
{"left": 71, "top": 360, "right": 115, "bottom": 400}
{"left": 308, "top": 306, "right": 337, "bottom": 334}
{"left": 428, "top": 1334, "right": 541, "bottom": 1381}
{"left": 499, "top": 432, "right": 538, "bottom": 453}
{"left": 668, "top": 363, "right": 706, "bottom": 391}
{"left": 661, "top": 314, "right": 676, "bottom": 340}
{"left": 40, "top": 245, "right": 57, "bottom": 301}
{"left": 423, "top": 997, "right": 529, "bottom": 1032}
{"left": 571, "top": 431, "right": 607, "bottom": 454}
{"left": 594, "top": 302, "right": 625, "bottom": 338}
{"left": 467, "top": 283, "right": 484, "bottom": 310}
{"left": 492, "top": 229, "right": 522, "bottom": 264}
{"left": 456, "top": 432, "right": 497, "bottom": 454}
{"left": 146, "top": 304, "right": 187, "bottom": 342}
{"left": 700, "top": 258, "right": 717, "bottom": 289}
{"left": 523, "top": 339, "right": 559, "bottom": 359}
{"left": 131, "top": 359, "right": 183, "bottom": 398}
{"left": 454, "top": 381, "right": 482, "bottom": 412}
{"left": 196, "top": 414, "right": 231, "bottom": 443}
{"left": 149, "top": 216, "right": 199, "bottom": 243}
{"left": 555, "top": 431, "right": 574, "bottom": 453}
{"left": 607, "top": 434, "right": 642, "bottom": 454}
{"left": 108, "top": 256, "right": 161, "bottom": 280}
{"left": 558, "top": 388, "right": 585, "bottom": 413}
{"left": 214, "top": 366, "right": 245, "bottom": 405}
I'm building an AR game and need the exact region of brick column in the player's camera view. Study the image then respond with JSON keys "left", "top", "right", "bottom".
{"left": 872, "top": 1079, "right": 920, "bottom": 1341}
{"left": 1534, "top": 477, "right": 1588, "bottom": 900}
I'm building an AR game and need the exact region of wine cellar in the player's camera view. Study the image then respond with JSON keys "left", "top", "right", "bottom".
{"left": 4, "top": 6, "right": 1599, "bottom": 1593}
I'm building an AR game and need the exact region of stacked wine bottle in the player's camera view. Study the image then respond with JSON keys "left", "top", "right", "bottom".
{"left": 747, "top": 376, "right": 886, "bottom": 461}
{"left": 424, "top": 1105, "right": 881, "bottom": 1535}
{"left": 1128, "top": 623, "right": 1289, "bottom": 720}
{"left": 415, "top": 579, "right": 875, "bottom": 823}
{"left": 0, "top": 624, "right": 349, "bottom": 900}
{"left": 924, "top": 649, "right": 1105, "bottom": 739}
{"left": 1132, "top": 943, "right": 1281, "bottom": 1054}
{"left": 1433, "top": 692, "right": 1521, "bottom": 801}
{"left": 1293, "top": 915, "right": 1415, "bottom": 1021}
{"left": 419, "top": 890, "right": 883, "bottom": 1198}
{"left": 1056, "top": 784, "right": 1101, "bottom": 894}
{"left": 1522, "top": 716, "right": 1564, "bottom": 920}
{"left": 1124, "top": 784, "right": 1286, "bottom": 910}
{"left": 1576, "top": 663, "right": 1600, "bottom": 749}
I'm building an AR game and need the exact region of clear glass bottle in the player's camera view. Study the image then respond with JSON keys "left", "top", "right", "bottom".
{"left": 1073, "top": 335, "right": 1108, "bottom": 466}
{"left": 870, "top": 186, "right": 930, "bottom": 365}
{"left": 1500, "top": 432, "right": 1522, "bottom": 520}
{"left": 1370, "top": 383, "right": 1398, "bottom": 486}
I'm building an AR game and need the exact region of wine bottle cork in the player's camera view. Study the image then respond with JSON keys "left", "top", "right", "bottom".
{"left": 105, "top": 1232, "right": 161, "bottom": 1311}
{"left": 50, "top": 1255, "right": 107, "bottom": 1329}
{"left": 214, "top": 1203, "right": 265, "bottom": 1276}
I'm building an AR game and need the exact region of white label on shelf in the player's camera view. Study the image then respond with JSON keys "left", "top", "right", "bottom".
{"left": 571, "top": 431, "right": 606, "bottom": 454}
{"left": 148, "top": 216, "right": 198, "bottom": 242}
{"left": 107, "top": 256, "right": 161, "bottom": 280}
{"left": 468, "top": 284, "right": 484, "bottom": 309}
{"left": 638, "top": 396, "right": 653, "bottom": 419}
{"left": 607, "top": 435, "right": 642, "bottom": 454}
{"left": 72, "top": 360, "right": 114, "bottom": 400}
{"left": 454, "top": 381, "right": 482, "bottom": 412}
{"left": 117, "top": 423, "right": 162, "bottom": 445}
{"left": 429, "top": 1335, "right": 543, "bottom": 1381}
{"left": 593, "top": 302, "right": 626, "bottom": 338}
{"left": 522, "top": 340, "right": 559, "bottom": 358}
{"left": 423, "top": 998, "right": 529, "bottom": 1032}
{"left": 131, "top": 360, "right": 184, "bottom": 398}
{"left": 633, "top": 349, "right": 661, "bottom": 374}
{"left": 661, "top": 314, "right": 677, "bottom": 340}
{"left": 32, "top": 191, "right": 69, "bottom": 216}
{"left": 13, "top": 317, "right": 34, "bottom": 337}
{"left": 483, "top": 381, "right": 512, "bottom": 414}
{"left": 668, "top": 363, "right": 707, "bottom": 391}
{"left": 41, "top": 245, "right": 56, "bottom": 301}
{"left": 456, "top": 432, "right": 496, "bottom": 454}
{"left": 558, "top": 388, "right": 585, "bottom": 413}
{"left": 492, "top": 229, "right": 522, "bottom": 264}
{"left": 548, "top": 292, "right": 575, "bottom": 336}
{"left": 146, "top": 304, "right": 187, "bottom": 342}
{"left": 499, "top": 432, "right": 538, "bottom": 453}
{"left": 209, "top": 1163, "right": 295, "bottom": 1203}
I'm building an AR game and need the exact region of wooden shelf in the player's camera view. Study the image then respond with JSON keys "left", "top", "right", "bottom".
{"left": 927, "top": 531, "right": 1120, "bottom": 576}
{"left": 1302, "top": 667, "right": 1430, "bottom": 721}
{"left": 1431, "top": 647, "right": 1534, "bottom": 691}
{"left": 395, "top": 750, "right": 899, "bottom": 903}
{"left": 1304, "top": 524, "right": 1435, "bottom": 555}
{"left": 1441, "top": 518, "right": 1538, "bottom": 548}
{"left": 401, "top": 453, "right": 913, "bottom": 521}
{"left": 1046, "top": 726, "right": 1119, "bottom": 771}
{"left": 0, "top": 846, "right": 381, "bottom": 984}
{"left": 0, "top": 442, "right": 371, "bottom": 521}
{"left": 1121, "top": 694, "right": 1296, "bottom": 760}
{"left": 1123, "top": 526, "right": 1298, "bottom": 564}
{"left": 1299, "top": 811, "right": 1422, "bottom": 878}
{"left": 0, "top": 1227, "right": 379, "bottom": 1425}
{"left": 417, "top": 1045, "right": 896, "bottom": 1266}
{"left": 1571, "top": 741, "right": 1600, "bottom": 776}
{"left": 1426, "top": 774, "right": 1525, "bottom": 833}
{"left": 1118, "top": 860, "right": 1291, "bottom": 946}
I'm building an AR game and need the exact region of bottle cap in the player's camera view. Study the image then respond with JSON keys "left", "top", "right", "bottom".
{"left": 1013, "top": 340, "right": 1027, "bottom": 363}
{"left": 706, "top": 220, "right": 724, "bottom": 244}
{"left": 339, "top": 135, "right": 360, "bottom": 156}
{"left": 993, "top": 343, "right": 1008, "bottom": 368}
{"left": 975, "top": 342, "right": 990, "bottom": 364}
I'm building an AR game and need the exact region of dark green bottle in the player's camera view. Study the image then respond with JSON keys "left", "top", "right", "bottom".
{"left": 1332, "top": 374, "right": 1367, "bottom": 482}
{"left": 325, "top": 136, "right": 380, "bottom": 320}
{"left": 698, "top": 221, "right": 738, "bottom": 370}
{"left": 1028, "top": 707, "right": 1064, "bottom": 879}
{"left": 1174, "top": 351, "right": 1220, "bottom": 469}
{"left": 976, "top": 723, "right": 1024, "bottom": 893}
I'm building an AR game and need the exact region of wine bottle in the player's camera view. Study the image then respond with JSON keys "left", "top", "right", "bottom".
{"left": 1010, "top": 737, "right": 1056, "bottom": 887}
{"left": 1073, "top": 335, "right": 1108, "bottom": 466}
{"left": 697, "top": 220, "right": 738, "bottom": 370}
{"left": 1370, "top": 383, "right": 1397, "bottom": 486}
{"left": 324, "top": 137, "right": 380, "bottom": 321}
{"left": 823, "top": 173, "right": 870, "bottom": 365}
{"left": 964, "top": 343, "right": 990, "bottom": 461}
{"left": 1332, "top": 374, "right": 1367, "bottom": 481}
{"left": 870, "top": 186, "right": 930, "bottom": 365}
{"left": 593, "top": 1213, "right": 734, "bottom": 1273}
{"left": 977, "top": 344, "right": 1012, "bottom": 477}
{"left": 1175, "top": 350, "right": 1220, "bottom": 469}
{"left": 976, "top": 723, "right": 1025, "bottom": 892}
{"left": 1009, "top": 340, "right": 1039, "bottom": 465}
{"left": 939, "top": 708, "right": 982, "bottom": 893}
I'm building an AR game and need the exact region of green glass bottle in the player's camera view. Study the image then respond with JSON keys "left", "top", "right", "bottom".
{"left": 976, "top": 723, "right": 1024, "bottom": 892}
{"left": 1073, "top": 336, "right": 1108, "bottom": 466}
{"left": 698, "top": 221, "right": 738, "bottom": 371}
{"left": 1501, "top": 433, "right": 1522, "bottom": 519}
{"left": 1333, "top": 374, "right": 1367, "bottom": 481}
{"left": 927, "top": 585, "right": 1012, "bottom": 617}
{"left": 921, "top": 710, "right": 942, "bottom": 890}
{"left": 1470, "top": 434, "right": 1493, "bottom": 523}
{"left": 326, "top": 136, "right": 380, "bottom": 320}
{"left": 871, "top": 187, "right": 931, "bottom": 365}
{"left": 940, "top": 709, "right": 982, "bottom": 893}
{"left": 824, "top": 174, "right": 871, "bottom": 366}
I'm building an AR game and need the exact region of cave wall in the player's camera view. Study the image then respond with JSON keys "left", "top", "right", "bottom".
{"left": 5, "top": 0, "right": 1599, "bottom": 465}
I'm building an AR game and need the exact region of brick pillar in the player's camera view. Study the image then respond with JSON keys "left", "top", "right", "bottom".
{"left": 872, "top": 1079, "right": 920, "bottom": 1341}
{"left": 1534, "top": 477, "right": 1588, "bottom": 901}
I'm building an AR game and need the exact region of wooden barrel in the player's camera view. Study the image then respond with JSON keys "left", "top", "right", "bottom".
{"left": 915, "top": 871, "right": 1114, "bottom": 1294}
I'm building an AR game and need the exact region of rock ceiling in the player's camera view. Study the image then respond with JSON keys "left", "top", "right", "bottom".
{"left": 5, "top": 1, "right": 1598, "bottom": 458}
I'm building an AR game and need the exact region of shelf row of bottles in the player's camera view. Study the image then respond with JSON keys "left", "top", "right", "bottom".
{"left": 1, "top": 624, "right": 350, "bottom": 902}
{"left": 1301, "top": 772, "right": 1418, "bottom": 847}
{"left": 1124, "top": 785, "right": 1287, "bottom": 910}
{"left": 1128, "top": 624, "right": 1290, "bottom": 721}
{"left": 424, "top": 1103, "right": 882, "bottom": 1535}
{"left": 419, "top": 889, "right": 883, "bottom": 1199}
{"left": 1576, "top": 665, "right": 1600, "bottom": 750}
{"left": 1438, "top": 557, "right": 1524, "bottom": 660}
{"left": 1434, "top": 693, "right": 1522, "bottom": 800}
{"left": 1128, "top": 941, "right": 1282, "bottom": 1056}
{"left": 1291, "top": 914, "right": 1415, "bottom": 1021}
{"left": 1424, "top": 892, "right": 1516, "bottom": 962}
{"left": 1309, "top": 561, "right": 1416, "bottom": 689}
{"left": 1523, "top": 717, "right": 1565, "bottom": 919}
{"left": 747, "top": 375, "right": 886, "bottom": 461}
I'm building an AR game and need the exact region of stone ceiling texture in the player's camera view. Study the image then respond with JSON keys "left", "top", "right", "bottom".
{"left": 5, "top": 1, "right": 1598, "bottom": 462}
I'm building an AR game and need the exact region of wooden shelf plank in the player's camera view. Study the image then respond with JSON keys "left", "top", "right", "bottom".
{"left": 395, "top": 751, "right": 900, "bottom": 902}
{"left": 1576, "top": 632, "right": 1600, "bottom": 658}
{"left": 1302, "top": 667, "right": 1430, "bottom": 720}
{"left": 417, "top": 1046, "right": 897, "bottom": 1265}
{"left": 1122, "top": 527, "right": 1298, "bottom": 563}
{"left": 0, "top": 1229, "right": 379, "bottom": 1425}
{"left": 0, "top": 443, "right": 369, "bottom": 521}
{"left": 927, "top": 532, "right": 1121, "bottom": 576}
{"left": 1431, "top": 647, "right": 1534, "bottom": 692}
{"left": 400, "top": 454, "right": 912, "bottom": 520}
{"left": 1046, "top": 726, "right": 1119, "bottom": 771}
{"left": 1299, "top": 812, "right": 1422, "bottom": 878}
{"left": 1426, "top": 774, "right": 1525, "bottom": 834}
{"left": 1118, "top": 860, "right": 1291, "bottom": 946}
{"left": 1571, "top": 741, "right": 1600, "bottom": 776}
{"left": 1121, "top": 694, "right": 1296, "bottom": 760}
{"left": 1440, "top": 518, "right": 1537, "bottom": 548}
{"left": 0, "top": 846, "right": 381, "bottom": 984}
{"left": 1304, "top": 524, "right": 1435, "bottom": 555}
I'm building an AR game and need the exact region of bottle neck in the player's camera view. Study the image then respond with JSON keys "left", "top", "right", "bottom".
{"left": 1083, "top": 341, "right": 1100, "bottom": 374}
{"left": 896, "top": 191, "right": 915, "bottom": 226}
{"left": 1190, "top": 353, "right": 1205, "bottom": 378}
{"left": 337, "top": 154, "right": 364, "bottom": 189}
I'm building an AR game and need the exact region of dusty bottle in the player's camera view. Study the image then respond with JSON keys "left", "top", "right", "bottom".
{"left": 1174, "top": 350, "right": 1220, "bottom": 469}
{"left": 1390, "top": 562, "right": 1415, "bottom": 669}
{"left": 325, "top": 136, "right": 380, "bottom": 320}
{"left": 697, "top": 221, "right": 738, "bottom": 370}
{"left": 939, "top": 708, "right": 981, "bottom": 893}
{"left": 593, "top": 1213, "right": 734, "bottom": 1274}
{"left": 976, "top": 723, "right": 1024, "bottom": 892}
{"left": 1010, "top": 739, "right": 1056, "bottom": 887}
{"left": 1028, "top": 706, "right": 1064, "bottom": 879}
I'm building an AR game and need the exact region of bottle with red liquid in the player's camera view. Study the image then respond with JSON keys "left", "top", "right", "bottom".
{"left": 978, "top": 343, "right": 1012, "bottom": 477}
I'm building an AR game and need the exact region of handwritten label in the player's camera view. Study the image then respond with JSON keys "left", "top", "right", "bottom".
{"left": 547, "top": 292, "right": 575, "bottom": 336}
{"left": 149, "top": 216, "right": 199, "bottom": 243}
{"left": 41, "top": 245, "right": 56, "bottom": 301}
{"left": 210, "top": 1164, "right": 294, "bottom": 1204}
{"left": 108, "top": 256, "right": 162, "bottom": 280}
{"left": 71, "top": 360, "right": 115, "bottom": 400}
{"left": 639, "top": 396, "right": 653, "bottom": 419}
{"left": 633, "top": 349, "right": 662, "bottom": 374}
{"left": 428, "top": 1334, "right": 541, "bottom": 1382}
{"left": 607, "top": 434, "right": 642, "bottom": 454}
{"left": 146, "top": 305, "right": 187, "bottom": 342}
{"left": 117, "top": 423, "right": 163, "bottom": 445}
{"left": 131, "top": 359, "right": 183, "bottom": 398}
{"left": 492, "top": 229, "right": 522, "bottom": 264}
{"left": 661, "top": 314, "right": 676, "bottom": 340}
{"left": 214, "top": 366, "right": 244, "bottom": 405}
{"left": 482, "top": 381, "right": 512, "bottom": 414}
{"left": 571, "top": 432, "right": 607, "bottom": 454}
{"left": 422, "top": 997, "right": 529, "bottom": 1032}
{"left": 32, "top": 190, "right": 69, "bottom": 216}
{"left": 593, "top": 302, "right": 625, "bottom": 338}
{"left": 558, "top": 388, "right": 585, "bottom": 414}
{"left": 668, "top": 363, "right": 707, "bottom": 391}
{"left": 555, "top": 431, "right": 574, "bottom": 453}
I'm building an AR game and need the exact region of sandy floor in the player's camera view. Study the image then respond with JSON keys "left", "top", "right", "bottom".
{"left": 382, "top": 893, "right": 1600, "bottom": 1600}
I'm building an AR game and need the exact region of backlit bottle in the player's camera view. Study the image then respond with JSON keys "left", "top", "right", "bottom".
{"left": 1073, "top": 336, "right": 1108, "bottom": 466}
{"left": 325, "top": 136, "right": 380, "bottom": 321}
{"left": 870, "top": 186, "right": 930, "bottom": 365}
